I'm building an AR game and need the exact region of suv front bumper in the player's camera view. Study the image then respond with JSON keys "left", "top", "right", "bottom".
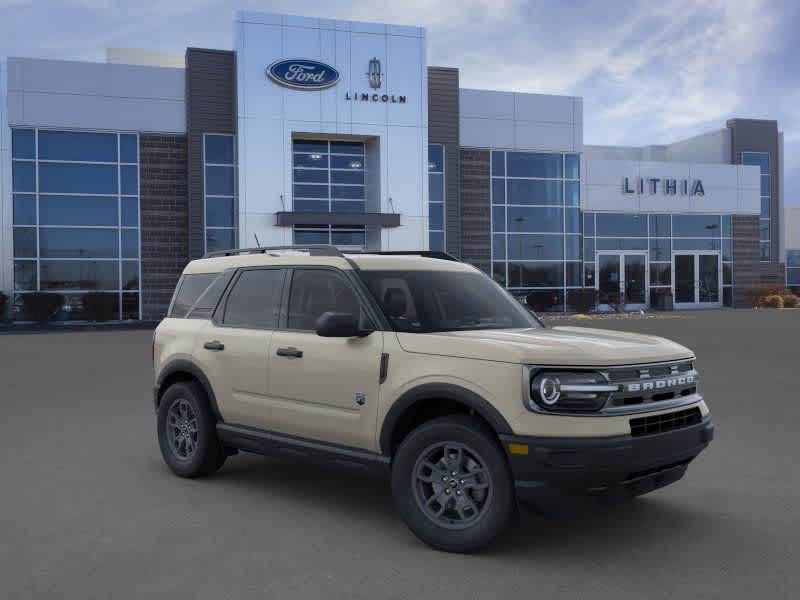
{"left": 499, "top": 417, "right": 714, "bottom": 512}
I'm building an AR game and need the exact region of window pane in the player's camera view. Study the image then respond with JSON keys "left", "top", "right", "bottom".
{"left": 330, "top": 141, "right": 364, "bottom": 155}
{"left": 673, "top": 238, "right": 721, "bottom": 251}
{"left": 121, "top": 198, "right": 138, "bottom": 226}
{"left": 206, "top": 197, "right": 234, "bottom": 227}
{"left": 223, "top": 269, "right": 284, "bottom": 329}
{"left": 760, "top": 175, "right": 770, "bottom": 196}
{"left": 583, "top": 213, "right": 595, "bottom": 236}
{"left": 288, "top": 269, "right": 361, "bottom": 330}
{"left": 566, "top": 262, "right": 581, "bottom": 287}
{"left": 492, "top": 206, "right": 505, "bottom": 232}
{"left": 39, "top": 163, "right": 118, "bottom": 194}
{"left": 565, "top": 207, "right": 580, "bottom": 233}
{"left": 122, "top": 229, "right": 139, "bottom": 258}
{"left": 122, "top": 293, "right": 139, "bottom": 320}
{"left": 170, "top": 273, "right": 218, "bottom": 318}
{"left": 596, "top": 238, "right": 647, "bottom": 250}
{"left": 788, "top": 268, "right": 800, "bottom": 285}
{"left": 331, "top": 185, "right": 364, "bottom": 200}
{"left": 331, "top": 170, "right": 364, "bottom": 185}
{"left": 293, "top": 140, "right": 328, "bottom": 154}
{"left": 524, "top": 289, "right": 564, "bottom": 312}
{"left": 649, "top": 238, "right": 671, "bottom": 261}
{"left": 507, "top": 206, "right": 563, "bottom": 233}
{"left": 38, "top": 131, "right": 117, "bottom": 162}
{"left": 330, "top": 155, "right": 363, "bottom": 170}
{"left": 122, "top": 261, "right": 139, "bottom": 290}
{"left": 121, "top": 165, "right": 138, "bottom": 195}
{"left": 12, "top": 129, "right": 35, "bottom": 159}
{"left": 492, "top": 234, "right": 506, "bottom": 260}
{"left": 40, "top": 260, "right": 119, "bottom": 290}
{"left": 673, "top": 214, "right": 721, "bottom": 237}
{"left": 508, "top": 262, "right": 564, "bottom": 287}
{"left": 507, "top": 179, "right": 562, "bottom": 205}
{"left": 428, "top": 173, "right": 444, "bottom": 203}
{"left": 295, "top": 200, "right": 329, "bottom": 212}
{"left": 650, "top": 263, "right": 671, "bottom": 286}
{"left": 596, "top": 213, "right": 647, "bottom": 237}
{"left": 13, "top": 194, "right": 36, "bottom": 225}
{"left": 294, "top": 229, "right": 329, "bottom": 244}
{"left": 120, "top": 134, "right": 138, "bottom": 163}
{"left": 761, "top": 197, "right": 770, "bottom": 218}
{"left": 722, "top": 238, "right": 732, "bottom": 261}
{"left": 14, "top": 261, "right": 37, "bottom": 290}
{"left": 565, "top": 235, "right": 580, "bottom": 260}
{"left": 649, "top": 214, "right": 671, "bottom": 237}
{"left": 583, "top": 237, "right": 594, "bottom": 262}
{"left": 40, "top": 195, "right": 118, "bottom": 226}
{"left": 492, "top": 179, "right": 505, "bottom": 205}
{"left": 491, "top": 151, "right": 505, "bottom": 177}
{"left": 723, "top": 263, "right": 732, "bottom": 285}
{"left": 294, "top": 153, "right": 329, "bottom": 168}
{"left": 507, "top": 152, "right": 562, "bottom": 178}
{"left": 293, "top": 168, "right": 328, "bottom": 184}
{"left": 206, "top": 228, "right": 235, "bottom": 253}
{"left": 428, "top": 145, "right": 444, "bottom": 172}
{"left": 584, "top": 262, "right": 595, "bottom": 287}
{"left": 760, "top": 242, "right": 770, "bottom": 261}
{"left": 429, "top": 231, "right": 444, "bottom": 252}
{"left": 565, "top": 154, "right": 580, "bottom": 179}
{"left": 759, "top": 219, "right": 770, "bottom": 241}
{"left": 507, "top": 234, "right": 564, "bottom": 260}
{"left": 206, "top": 166, "right": 234, "bottom": 195}
{"left": 12, "top": 161, "right": 35, "bottom": 192}
{"left": 331, "top": 230, "right": 366, "bottom": 246}
{"left": 721, "top": 215, "right": 732, "bottom": 237}
{"left": 787, "top": 251, "right": 800, "bottom": 268}
{"left": 294, "top": 183, "right": 329, "bottom": 199}
{"left": 565, "top": 181, "right": 579, "bottom": 206}
{"left": 40, "top": 228, "right": 118, "bottom": 258}
{"left": 331, "top": 200, "right": 365, "bottom": 213}
{"left": 429, "top": 203, "right": 443, "bottom": 230}
{"left": 493, "top": 262, "right": 507, "bottom": 287}
{"left": 13, "top": 227, "right": 37, "bottom": 258}
{"left": 205, "top": 135, "right": 234, "bottom": 164}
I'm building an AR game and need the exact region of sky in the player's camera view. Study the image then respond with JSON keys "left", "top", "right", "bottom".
{"left": 1, "top": 0, "right": 798, "bottom": 204}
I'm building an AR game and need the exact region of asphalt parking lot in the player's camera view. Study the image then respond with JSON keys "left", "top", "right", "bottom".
{"left": 1, "top": 309, "right": 798, "bottom": 599}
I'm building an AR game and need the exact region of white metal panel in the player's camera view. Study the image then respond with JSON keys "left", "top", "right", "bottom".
{"left": 514, "top": 92, "right": 573, "bottom": 123}
{"left": 386, "top": 124, "right": 424, "bottom": 217}
{"left": 459, "top": 89, "right": 514, "bottom": 120}
{"left": 349, "top": 32, "right": 389, "bottom": 126}
{"left": 385, "top": 215, "right": 427, "bottom": 251}
{"left": 459, "top": 117, "right": 514, "bottom": 149}
{"left": 282, "top": 26, "right": 326, "bottom": 124}
{"left": 514, "top": 121, "right": 574, "bottom": 152}
{"left": 387, "top": 34, "right": 423, "bottom": 127}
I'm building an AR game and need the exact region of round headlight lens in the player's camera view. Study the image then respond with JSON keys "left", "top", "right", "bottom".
{"left": 529, "top": 370, "right": 615, "bottom": 412}
{"left": 535, "top": 375, "right": 561, "bottom": 405}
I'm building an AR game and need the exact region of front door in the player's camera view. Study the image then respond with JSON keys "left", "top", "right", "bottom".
{"left": 596, "top": 252, "right": 648, "bottom": 310}
{"left": 267, "top": 268, "right": 383, "bottom": 451}
{"left": 672, "top": 252, "right": 721, "bottom": 309}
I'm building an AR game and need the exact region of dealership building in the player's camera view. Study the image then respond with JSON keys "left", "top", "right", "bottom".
{"left": 0, "top": 10, "right": 794, "bottom": 320}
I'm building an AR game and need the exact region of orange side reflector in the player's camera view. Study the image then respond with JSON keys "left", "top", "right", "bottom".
{"left": 508, "top": 443, "right": 529, "bottom": 455}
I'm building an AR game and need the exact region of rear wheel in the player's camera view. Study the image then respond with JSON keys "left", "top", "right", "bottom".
{"left": 391, "top": 415, "right": 514, "bottom": 553}
{"left": 157, "top": 381, "right": 226, "bottom": 478}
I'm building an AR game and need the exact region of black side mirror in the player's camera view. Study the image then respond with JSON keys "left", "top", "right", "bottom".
{"left": 315, "top": 312, "right": 373, "bottom": 338}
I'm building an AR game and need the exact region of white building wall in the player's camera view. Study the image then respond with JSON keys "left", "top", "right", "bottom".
{"left": 1, "top": 59, "right": 11, "bottom": 299}
{"left": 459, "top": 89, "right": 582, "bottom": 152}
{"left": 7, "top": 57, "right": 185, "bottom": 132}
{"left": 585, "top": 129, "right": 731, "bottom": 165}
{"left": 235, "top": 11, "right": 428, "bottom": 251}
{"left": 582, "top": 158, "right": 761, "bottom": 215}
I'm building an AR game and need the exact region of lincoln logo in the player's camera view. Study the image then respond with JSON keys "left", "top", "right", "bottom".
{"left": 626, "top": 374, "right": 695, "bottom": 393}
{"left": 266, "top": 59, "right": 341, "bottom": 90}
{"left": 367, "top": 57, "right": 382, "bottom": 89}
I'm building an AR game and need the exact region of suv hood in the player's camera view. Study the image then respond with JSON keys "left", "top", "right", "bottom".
{"left": 395, "top": 326, "right": 693, "bottom": 366}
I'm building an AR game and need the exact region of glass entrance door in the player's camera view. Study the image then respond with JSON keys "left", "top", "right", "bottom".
{"left": 673, "top": 252, "right": 721, "bottom": 308}
{"left": 596, "top": 252, "right": 648, "bottom": 310}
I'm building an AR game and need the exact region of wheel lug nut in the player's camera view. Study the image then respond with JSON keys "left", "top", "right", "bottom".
{"left": 451, "top": 471, "right": 457, "bottom": 476}
{"left": 442, "top": 476, "right": 448, "bottom": 482}
{"left": 456, "top": 490, "right": 462, "bottom": 495}
{"left": 445, "top": 489, "right": 451, "bottom": 495}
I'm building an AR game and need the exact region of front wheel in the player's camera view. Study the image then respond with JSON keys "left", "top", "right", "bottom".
{"left": 391, "top": 415, "right": 515, "bottom": 553}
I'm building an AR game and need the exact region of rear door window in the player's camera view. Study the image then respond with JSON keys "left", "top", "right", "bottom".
{"left": 222, "top": 269, "right": 285, "bottom": 329}
{"left": 169, "top": 273, "right": 219, "bottom": 318}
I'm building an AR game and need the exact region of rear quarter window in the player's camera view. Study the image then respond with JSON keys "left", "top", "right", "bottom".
{"left": 169, "top": 273, "right": 223, "bottom": 318}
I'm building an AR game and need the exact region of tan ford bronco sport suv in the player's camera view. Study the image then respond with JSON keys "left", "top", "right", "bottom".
{"left": 153, "top": 245, "right": 713, "bottom": 553}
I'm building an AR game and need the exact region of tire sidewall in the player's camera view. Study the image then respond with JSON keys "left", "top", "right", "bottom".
{"left": 391, "top": 416, "right": 514, "bottom": 553}
{"left": 157, "top": 381, "right": 222, "bottom": 478}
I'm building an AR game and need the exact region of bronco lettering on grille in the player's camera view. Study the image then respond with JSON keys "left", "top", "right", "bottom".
{"left": 626, "top": 374, "right": 695, "bottom": 393}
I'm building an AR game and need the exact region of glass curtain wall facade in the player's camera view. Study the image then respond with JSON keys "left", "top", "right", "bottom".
{"left": 741, "top": 152, "right": 771, "bottom": 262}
{"left": 291, "top": 139, "right": 366, "bottom": 248}
{"left": 583, "top": 212, "right": 733, "bottom": 307}
{"left": 428, "top": 144, "right": 444, "bottom": 251}
{"left": 11, "top": 128, "right": 141, "bottom": 320}
{"left": 490, "top": 150, "right": 581, "bottom": 311}
{"left": 204, "top": 134, "right": 237, "bottom": 253}
{"left": 788, "top": 250, "right": 800, "bottom": 289}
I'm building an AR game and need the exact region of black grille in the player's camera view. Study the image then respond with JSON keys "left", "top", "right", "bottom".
{"left": 629, "top": 407, "right": 702, "bottom": 437}
{"left": 607, "top": 360, "right": 693, "bottom": 382}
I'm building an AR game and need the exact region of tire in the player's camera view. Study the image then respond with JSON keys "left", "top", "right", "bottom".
{"left": 157, "top": 381, "right": 226, "bottom": 478}
{"left": 391, "top": 415, "right": 515, "bottom": 553}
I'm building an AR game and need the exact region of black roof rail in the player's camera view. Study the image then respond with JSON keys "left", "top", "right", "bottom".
{"left": 344, "top": 250, "right": 460, "bottom": 262}
{"left": 202, "top": 245, "right": 345, "bottom": 259}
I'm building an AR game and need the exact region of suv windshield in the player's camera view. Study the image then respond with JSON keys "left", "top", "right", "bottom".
{"left": 358, "top": 269, "right": 541, "bottom": 333}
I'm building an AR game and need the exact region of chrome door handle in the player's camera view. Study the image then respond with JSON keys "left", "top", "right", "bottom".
{"left": 276, "top": 347, "right": 303, "bottom": 358}
{"left": 203, "top": 340, "right": 224, "bottom": 351}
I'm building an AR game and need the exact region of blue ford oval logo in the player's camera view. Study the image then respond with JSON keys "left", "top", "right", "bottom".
{"left": 267, "top": 59, "right": 340, "bottom": 90}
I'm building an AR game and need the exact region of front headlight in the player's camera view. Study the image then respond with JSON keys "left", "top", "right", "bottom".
{"left": 528, "top": 371, "right": 617, "bottom": 412}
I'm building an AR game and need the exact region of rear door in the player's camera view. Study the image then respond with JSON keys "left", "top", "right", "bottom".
{"left": 267, "top": 267, "right": 384, "bottom": 451}
{"left": 194, "top": 268, "right": 285, "bottom": 428}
